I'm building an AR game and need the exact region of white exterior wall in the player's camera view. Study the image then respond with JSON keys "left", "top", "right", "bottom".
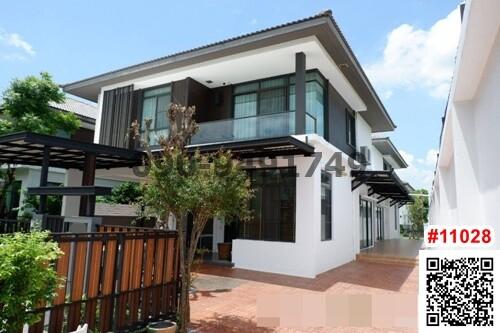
{"left": 232, "top": 135, "right": 357, "bottom": 277}
{"left": 12, "top": 166, "right": 125, "bottom": 216}
{"left": 430, "top": 0, "right": 500, "bottom": 250}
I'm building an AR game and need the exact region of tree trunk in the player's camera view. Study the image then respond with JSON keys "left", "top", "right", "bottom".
{"left": 176, "top": 214, "right": 189, "bottom": 333}
{"left": 176, "top": 214, "right": 209, "bottom": 333}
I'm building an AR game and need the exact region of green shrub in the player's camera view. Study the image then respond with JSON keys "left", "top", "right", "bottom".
{"left": 0, "top": 232, "right": 63, "bottom": 332}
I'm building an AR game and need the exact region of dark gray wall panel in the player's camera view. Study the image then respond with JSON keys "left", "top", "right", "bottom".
{"left": 328, "top": 82, "right": 355, "bottom": 157}
{"left": 99, "top": 85, "right": 134, "bottom": 148}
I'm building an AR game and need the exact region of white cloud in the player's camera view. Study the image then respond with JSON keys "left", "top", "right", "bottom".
{"left": 380, "top": 89, "right": 393, "bottom": 100}
{"left": 0, "top": 28, "right": 35, "bottom": 60}
{"left": 425, "top": 149, "right": 439, "bottom": 166}
{"left": 366, "top": 8, "right": 461, "bottom": 99}
{"left": 249, "top": 18, "right": 258, "bottom": 25}
{"left": 396, "top": 149, "right": 438, "bottom": 190}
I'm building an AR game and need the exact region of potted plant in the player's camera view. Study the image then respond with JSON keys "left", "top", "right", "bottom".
{"left": 147, "top": 321, "right": 177, "bottom": 333}
{"left": 217, "top": 242, "right": 232, "bottom": 261}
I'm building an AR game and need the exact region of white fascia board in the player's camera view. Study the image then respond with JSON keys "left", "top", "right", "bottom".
{"left": 99, "top": 37, "right": 366, "bottom": 112}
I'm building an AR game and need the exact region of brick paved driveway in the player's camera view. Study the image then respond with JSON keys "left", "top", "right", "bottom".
{"left": 190, "top": 261, "right": 418, "bottom": 333}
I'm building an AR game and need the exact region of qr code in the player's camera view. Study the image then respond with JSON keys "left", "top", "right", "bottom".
{"left": 425, "top": 256, "right": 494, "bottom": 327}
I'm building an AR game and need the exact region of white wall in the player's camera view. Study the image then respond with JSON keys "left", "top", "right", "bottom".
{"left": 232, "top": 154, "right": 318, "bottom": 277}
{"left": 473, "top": 30, "right": 500, "bottom": 234}
{"left": 232, "top": 135, "right": 358, "bottom": 278}
{"left": 431, "top": 20, "right": 500, "bottom": 247}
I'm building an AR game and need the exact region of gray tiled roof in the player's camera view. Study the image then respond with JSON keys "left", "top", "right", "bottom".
{"left": 49, "top": 96, "right": 97, "bottom": 120}
{"left": 95, "top": 203, "right": 138, "bottom": 216}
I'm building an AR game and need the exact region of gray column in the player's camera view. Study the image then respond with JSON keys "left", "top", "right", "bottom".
{"left": 79, "top": 153, "right": 96, "bottom": 216}
{"left": 295, "top": 52, "right": 306, "bottom": 135}
{"left": 39, "top": 146, "right": 50, "bottom": 213}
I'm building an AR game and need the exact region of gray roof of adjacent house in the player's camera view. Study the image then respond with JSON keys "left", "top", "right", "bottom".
{"left": 0, "top": 95, "right": 97, "bottom": 128}
{"left": 62, "top": 10, "right": 396, "bottom": 132}
{"left": 372, "top": 136, "right": 408, "bottom": 169}
{"left": 95, "top": 203, "right": 137, "bottom": 216}
{"left": 49, "top": 96, "right": 97, "bottom": 123}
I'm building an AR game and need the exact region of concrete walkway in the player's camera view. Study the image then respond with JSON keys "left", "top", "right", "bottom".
{"left": 361, "top": 239, "right": 423, "bottom": 260}
{"left": 190, "top": 260, "right": 418, "bottom": 333}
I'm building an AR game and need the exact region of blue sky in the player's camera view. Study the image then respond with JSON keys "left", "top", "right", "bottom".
{"left": 0, "top": 0, "right": 462, "bottom": 189}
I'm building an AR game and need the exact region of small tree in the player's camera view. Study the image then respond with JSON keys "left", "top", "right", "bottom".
{"left": 98, "top": 181, "right": 142, "bottom": 205}
{"left": 408, "top": 189, "right": 429, "bottom": 238}
{"left": 0, "top": 232, "right": 63, "bottom": 332}
{"left": 0, "top": 72, "right": 80, "bottom": 217}
{"left": 135, "top": 104, "right": 252, "bottom": 333}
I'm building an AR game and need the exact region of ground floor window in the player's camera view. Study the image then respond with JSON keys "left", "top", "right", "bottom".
{"left": 321, "top": 171, "right": 332, "bottom": 241}
{"left": 359, "top": 198, "right": 373, "bottom": 249}
{"left": 239, "top": 167, "right": 296, "bottom": 242}
{"left": 376, "top": 206, "right": 384, "bottom": 240}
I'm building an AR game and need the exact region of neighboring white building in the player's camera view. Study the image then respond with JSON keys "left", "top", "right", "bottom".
{"left": 429, "top": 0, "right": 500, "bottom": 248}
{"left": 63, "top": 11, "right": 411, "bottom": 277}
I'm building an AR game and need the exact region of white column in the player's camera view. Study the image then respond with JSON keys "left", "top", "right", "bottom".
{"left": 452, "top": 102, "right": 482, "bottom": 225}
{"left": 212, "top": 218, "right": 225, "bottom": 253}
{"left": 61, "top": 169, "right": 82, "bottom": 217}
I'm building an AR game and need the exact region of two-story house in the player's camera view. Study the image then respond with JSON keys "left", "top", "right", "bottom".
{"left": 62, "top": 10, "right": 411, "bottom": 277}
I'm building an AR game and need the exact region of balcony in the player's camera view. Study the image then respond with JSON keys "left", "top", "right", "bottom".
{"left": 191, "top": 111, "right": 317, "bottom": 145}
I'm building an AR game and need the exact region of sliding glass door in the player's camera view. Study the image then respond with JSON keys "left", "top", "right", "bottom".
{"left": 359, "top": 199, "right": 374, "bottom": 249}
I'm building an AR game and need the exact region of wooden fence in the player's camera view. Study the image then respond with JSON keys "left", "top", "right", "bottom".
{"left": 28, "top": 226, "right": 180, "bottom": 333}
{"left": 0, "top": 218, "right": 30, "bottom": 233}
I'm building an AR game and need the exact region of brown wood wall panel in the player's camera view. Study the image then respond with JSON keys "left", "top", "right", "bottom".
{"left": 29, "top": 227, "right": 179, "bottom": 333}
{"left": 117, "top": 238, "right": 134, "bottom": 327}
{"left": 48, "top": 242, "right": 71, "bottom": 333}
{"left": 142, "top": 238, "right": 156, "bottom": 318}
{"left": 99, "top": 237, "right": 117, "bottom": 333}
{"left": 85, "top": 240, "right": 102, "bottom": 330}
{"left": 67, "top": 241, "right": 88, "bottom": 331}
{"left": 129, "top": 237, "right": 144, "bottom": 323}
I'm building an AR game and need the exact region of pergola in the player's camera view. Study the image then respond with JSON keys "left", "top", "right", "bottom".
{"left": 0, "top": 132, "right": 145, "bottom": 216}
{"left": 351, "top": 170, "right": 413, "bottom": 207}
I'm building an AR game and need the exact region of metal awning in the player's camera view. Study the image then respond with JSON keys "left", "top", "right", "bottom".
{"left": 186, "top": 136, "right": 315, "bottom": 158}
{"left": 0, "top": 132, "right": 145, "bottom": 170}
{"left": 351, "top": 170, "right": 412, "bottom": 206}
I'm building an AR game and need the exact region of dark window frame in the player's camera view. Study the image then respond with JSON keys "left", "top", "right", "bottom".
{"left": 321, "top": 170, "right": 332, "bottom": 241}
{"left": 231, "top": 70, "right": 327, "bottom": 131}
{"left": 346, "top": 109, "right": 356, "bottom": 148}
{"left": 140, "top": 83, "right": 172, "bottom": 132}
{"left": 238, "top": 166, "right": 297, "bottom": 243}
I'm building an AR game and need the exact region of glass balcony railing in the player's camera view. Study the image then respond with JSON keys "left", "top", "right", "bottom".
{"left": 190, "top": 111, "right": 317, "bottom": 145}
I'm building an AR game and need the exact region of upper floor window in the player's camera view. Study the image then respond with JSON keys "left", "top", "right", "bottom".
{"left": 321, "top": 171, "right": 332, "bottom": 241}
{"left": 141, "top": 85, "right": 171, "bottom": 145}
{"left": 232, "top": 71, "right": 326, "bottom": 138}
{"left": 346, "top": 110, "right": 356, "bottom": 147}
{"left": 233, "top": 77, "right": 288, "bottom": 118}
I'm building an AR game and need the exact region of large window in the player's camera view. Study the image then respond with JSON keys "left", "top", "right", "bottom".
{"left": 359, "top": 199, "right": 373, "bottom": 249}
{"left": 321, "top": 171, "right": 332, "bottom": 241}
{"left": 376, "top": 206, "right": 384, "bottom": 240}
{"left": 233, "top": 78, "right": 287, "bottom": 118}
{"left": 346, "top": 110, "right": 356, "bottom": 147}
{"left": 239, "top": 168, "right": 296, "bottom": 242}
{"left": 232, "top": 71, "right": 326, "bottom": 137}
{"left": 141, "top": 85, "right": 171, "bottom": 145}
